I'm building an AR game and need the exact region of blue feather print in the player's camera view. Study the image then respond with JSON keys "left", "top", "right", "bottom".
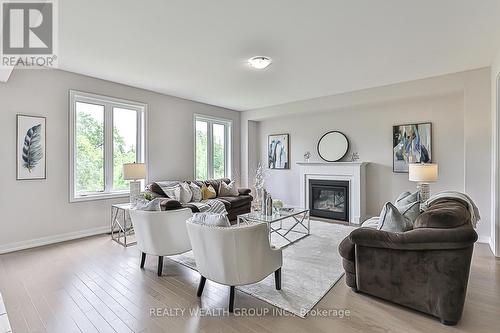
{"left": 22, "top": 124, "right": 43, "bottom": 172}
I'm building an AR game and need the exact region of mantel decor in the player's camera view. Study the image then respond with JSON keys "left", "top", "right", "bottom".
{"left": 16, "top": 114, "right": 46, "bottom": 180}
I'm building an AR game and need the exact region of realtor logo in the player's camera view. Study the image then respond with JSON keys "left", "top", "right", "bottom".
{"left": 1, "top": 0, "right": 58, "bottom": 67}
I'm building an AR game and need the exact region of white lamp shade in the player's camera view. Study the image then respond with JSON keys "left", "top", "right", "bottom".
{"left": 123, "top": 163, "right": 147, "bottom": 180}
{"left": 409, "top": 163, "right": 438, "bottom": 182}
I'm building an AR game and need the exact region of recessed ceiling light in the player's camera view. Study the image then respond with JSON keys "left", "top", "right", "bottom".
{"left": 248, "top": 56, "right": 272, "bottom": 70}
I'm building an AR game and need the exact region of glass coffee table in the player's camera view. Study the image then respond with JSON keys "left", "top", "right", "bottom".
{"left": 237, "top": 208, "right": 310, "bottom": 249}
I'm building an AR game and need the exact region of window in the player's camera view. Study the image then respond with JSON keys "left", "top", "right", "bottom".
{"left": 194, "top": 114, "right": 232, "bottom": 180}
{"left": 69, "top": 91, "right": 147, "bottom": 202}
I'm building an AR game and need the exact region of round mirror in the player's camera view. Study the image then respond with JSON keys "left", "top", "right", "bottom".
{"left": 317, "top": 131, "right": 349, "bottom": 162}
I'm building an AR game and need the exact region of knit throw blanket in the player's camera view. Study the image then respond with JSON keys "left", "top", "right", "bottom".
{"left": 422, "top": 191, "right": 481, "bottom": 228}
{"left": 189, "top": 199, "right": 228, "bottom": 215}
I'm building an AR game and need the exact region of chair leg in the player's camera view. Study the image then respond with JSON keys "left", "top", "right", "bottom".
{"left": 228, "top": 286, "right": 235, "bottom": 313}
{"left": 140, "top": 252, "right": 146, "bottom": 269}
{"left": 157, "top": 256, "right": 163, "bottom": 276}
{"left": 274, "top": 268, "right": 281, "bottom": 290}
{"left": 197, "top": 276, "right": 206, "bottom": 297}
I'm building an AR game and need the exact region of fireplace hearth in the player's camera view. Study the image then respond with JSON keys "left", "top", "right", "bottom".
{"left": 309, "top": 179, "right": 349, "bottom": 221}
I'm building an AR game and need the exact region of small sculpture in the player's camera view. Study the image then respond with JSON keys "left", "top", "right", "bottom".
{"left": 304, "top": 151, "right": 311, "bottom": 162}
{"left": 349, "top": 152, "right": 360, "bottom": 162}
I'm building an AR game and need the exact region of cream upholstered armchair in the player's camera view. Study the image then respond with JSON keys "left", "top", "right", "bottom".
{"left": 186, "top": 220, "right": 283, "bottom": 312}
{"left": 129, "top": 208, "right": 193, "bottom": 276}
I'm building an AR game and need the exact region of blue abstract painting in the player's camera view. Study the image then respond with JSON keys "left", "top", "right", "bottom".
{"left": 268, "top": 134, "right": 289, "bottom": 169}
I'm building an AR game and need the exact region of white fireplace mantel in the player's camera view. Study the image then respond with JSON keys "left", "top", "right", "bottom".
{"left": 297, "top": 161, "right": 368, "bottom": 224}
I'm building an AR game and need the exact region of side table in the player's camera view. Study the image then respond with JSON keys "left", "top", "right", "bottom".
{"left": 111, "top": 203, "right": 137, "bottom": 247}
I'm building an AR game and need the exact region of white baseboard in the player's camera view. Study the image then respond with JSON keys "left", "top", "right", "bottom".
{"left": 0, "top": 226, "right": 109, "bottom": 254}
{"left": 477, "top": 235, "right": 491, "bottom": 245}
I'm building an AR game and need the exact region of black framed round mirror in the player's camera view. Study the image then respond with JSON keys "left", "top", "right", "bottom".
{"left": 317, "top": 131, "right": 349, "bottom": 162}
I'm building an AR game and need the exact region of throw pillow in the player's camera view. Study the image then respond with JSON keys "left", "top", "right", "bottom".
{"left": 191, "top": 212, "right": 230, "bottom": 227}
{"left": 397, "top": 201, "right": 421, "bottom": 226}
{"left": 189, "top": 182, "right": 202, "bottom": 202}
{"left": 133, "top": 198, "right": 162, "bottom": 211}
{"left": 161, "top": 184, "right": 181, "bottom": 201}
{"left": 396, "top": 191, "right": 419, "bottom": 206}
{"left": 178, "top": 182, "right": 193, "bottom": 204}
{"left": 219, "top": 180, "right": 239, "bottom": 197}
{"left": 361, "top": 217, "right": 379, "bottom": 229}
{"left": 377, "top": 202, "right": 413, "bottom": 232}
{"left": 201, "top": 185, "right": 217, "bottom": 200}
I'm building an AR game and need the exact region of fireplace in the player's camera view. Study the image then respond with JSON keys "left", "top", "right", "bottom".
{"left": 309, "top": 179, "right": 349, "bottom": 221}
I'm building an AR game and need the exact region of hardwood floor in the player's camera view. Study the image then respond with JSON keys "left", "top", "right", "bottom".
{"left": 0, "top": 235, "right": 498, "bottom": 333}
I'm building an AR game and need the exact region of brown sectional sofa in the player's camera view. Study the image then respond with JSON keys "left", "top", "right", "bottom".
{"left": 339, "top": 198, "right": 478, "bottom": 325}
{"left": 146, "top": 178, "right": 252, "bottom": 222}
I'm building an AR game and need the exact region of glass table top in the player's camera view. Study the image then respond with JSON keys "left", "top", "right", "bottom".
{"left": 239, "top": 207, "right": 308, "bottom": 223}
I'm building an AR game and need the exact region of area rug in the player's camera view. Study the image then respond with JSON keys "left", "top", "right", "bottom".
{"left": 170, "top": 220, "right": 356, "bottom": 317}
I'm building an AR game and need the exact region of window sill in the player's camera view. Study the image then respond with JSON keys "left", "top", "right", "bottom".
{"left": 70, "top": 192, "right": 130, "bottom": 203}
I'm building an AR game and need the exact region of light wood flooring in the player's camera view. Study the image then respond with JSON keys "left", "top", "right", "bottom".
{"left": 0, "top": 234, "right": 498, "bottom": 333}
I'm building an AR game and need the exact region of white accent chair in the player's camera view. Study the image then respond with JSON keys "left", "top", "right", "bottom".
{"left": 186, "top": 219, "right": 283, "bottom": 312}
{"left": 129, "top": 208, "right": 193, "bottom": 276}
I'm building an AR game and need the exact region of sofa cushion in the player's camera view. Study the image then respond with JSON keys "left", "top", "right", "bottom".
{"left": 361, "top": 217, "right": 379, "bottom": 229}
{"left": 414, "top": 198, "right": 470, "bottom": 229}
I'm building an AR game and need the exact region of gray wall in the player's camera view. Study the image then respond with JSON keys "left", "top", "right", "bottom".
{"left": 242, "top": 68, "right": 492, "bottom": 242}
{"left": 0, "top": 69, "right": 240, "bottom": 252}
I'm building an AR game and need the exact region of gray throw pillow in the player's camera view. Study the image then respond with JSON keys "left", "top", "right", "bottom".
{"left": 378, "top": 202, "right": 413, "bottom": 232}
{"left": 395, "top": 191, "right": 421, "bottom": 226}
{"left": 191, "top": 212, "right": 231, "bottom": 227}
{"left": 396, "top": 191, "right": 419, "bottom": 206}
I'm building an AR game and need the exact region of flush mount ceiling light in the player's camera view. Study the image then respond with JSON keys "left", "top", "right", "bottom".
{"left": 248, "top": 56, "right": 272, "bottom": 70}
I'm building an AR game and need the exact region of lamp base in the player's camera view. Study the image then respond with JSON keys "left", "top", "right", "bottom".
{"left": 129, "top": 181, "right": 141, "bottom": 204}
{"left": 417, "top": 182, "right": 431, "bottom": 202}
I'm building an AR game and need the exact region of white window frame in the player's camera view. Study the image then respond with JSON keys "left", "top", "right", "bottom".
{"left": 194, "top": 114, "right": 232, "bottom": 180}
{"left": 69, "top": 90, "right": 148, "bottom": 202}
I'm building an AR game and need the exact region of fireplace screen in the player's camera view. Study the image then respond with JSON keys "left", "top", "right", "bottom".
{"left": 309, "top": 179, "right": 349, "bottom": 221}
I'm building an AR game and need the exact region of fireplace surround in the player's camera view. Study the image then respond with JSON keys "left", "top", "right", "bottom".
{"left": 297, "top": 162, "right": 368, "bottom": 224}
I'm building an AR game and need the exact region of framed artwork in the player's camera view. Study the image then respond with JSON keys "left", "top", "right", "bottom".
{"left": 392, "top": 122, "right": 432, "bottom": 173}
{"left": 268, "top": 133, "right": 289, "bottom": 169}
{"left": 17, "top": 115, "right": 46, "bottom": 180}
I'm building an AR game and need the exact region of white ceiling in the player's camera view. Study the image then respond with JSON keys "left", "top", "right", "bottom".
{"left": 59, "top": 0, "right": 500, "bottom": 111}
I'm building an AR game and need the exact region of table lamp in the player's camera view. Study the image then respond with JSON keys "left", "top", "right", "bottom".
{"left": 123, "top": 162, "right": 147, "bottom": 204}
{"left": 409, "top": 163, "right": 438, "bottom": 202}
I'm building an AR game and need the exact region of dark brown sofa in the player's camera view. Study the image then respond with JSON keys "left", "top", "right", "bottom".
{"left": 146, "top": 178, "right": 252, "bottom": 222}
{"left": 339, "top": 198, "right": 478, "bottom": 325}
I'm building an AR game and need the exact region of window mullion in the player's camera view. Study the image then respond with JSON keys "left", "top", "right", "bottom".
{"left": 207, "top": 121, "right": 213, "bottom": 179}
{"left": 104, "top": 103, "right": 114, "bottom": 193}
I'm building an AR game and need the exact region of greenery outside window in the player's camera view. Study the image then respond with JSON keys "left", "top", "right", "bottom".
{"left": 69, "top": 91, "right": 147, "bottom": 202}
{"left": 194, "top": 114, "right": 232, "bottom": 180}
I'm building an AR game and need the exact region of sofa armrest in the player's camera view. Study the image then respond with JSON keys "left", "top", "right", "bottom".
{"left": 349, "top": 226, "right": 477, "bottom": 251}
{"left": 238, "top": 188, "right": 252, "bottom": 195}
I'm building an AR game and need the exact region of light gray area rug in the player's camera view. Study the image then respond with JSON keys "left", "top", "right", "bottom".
{"left": 170, "top": 220, "right": 356, "bottom": 317}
